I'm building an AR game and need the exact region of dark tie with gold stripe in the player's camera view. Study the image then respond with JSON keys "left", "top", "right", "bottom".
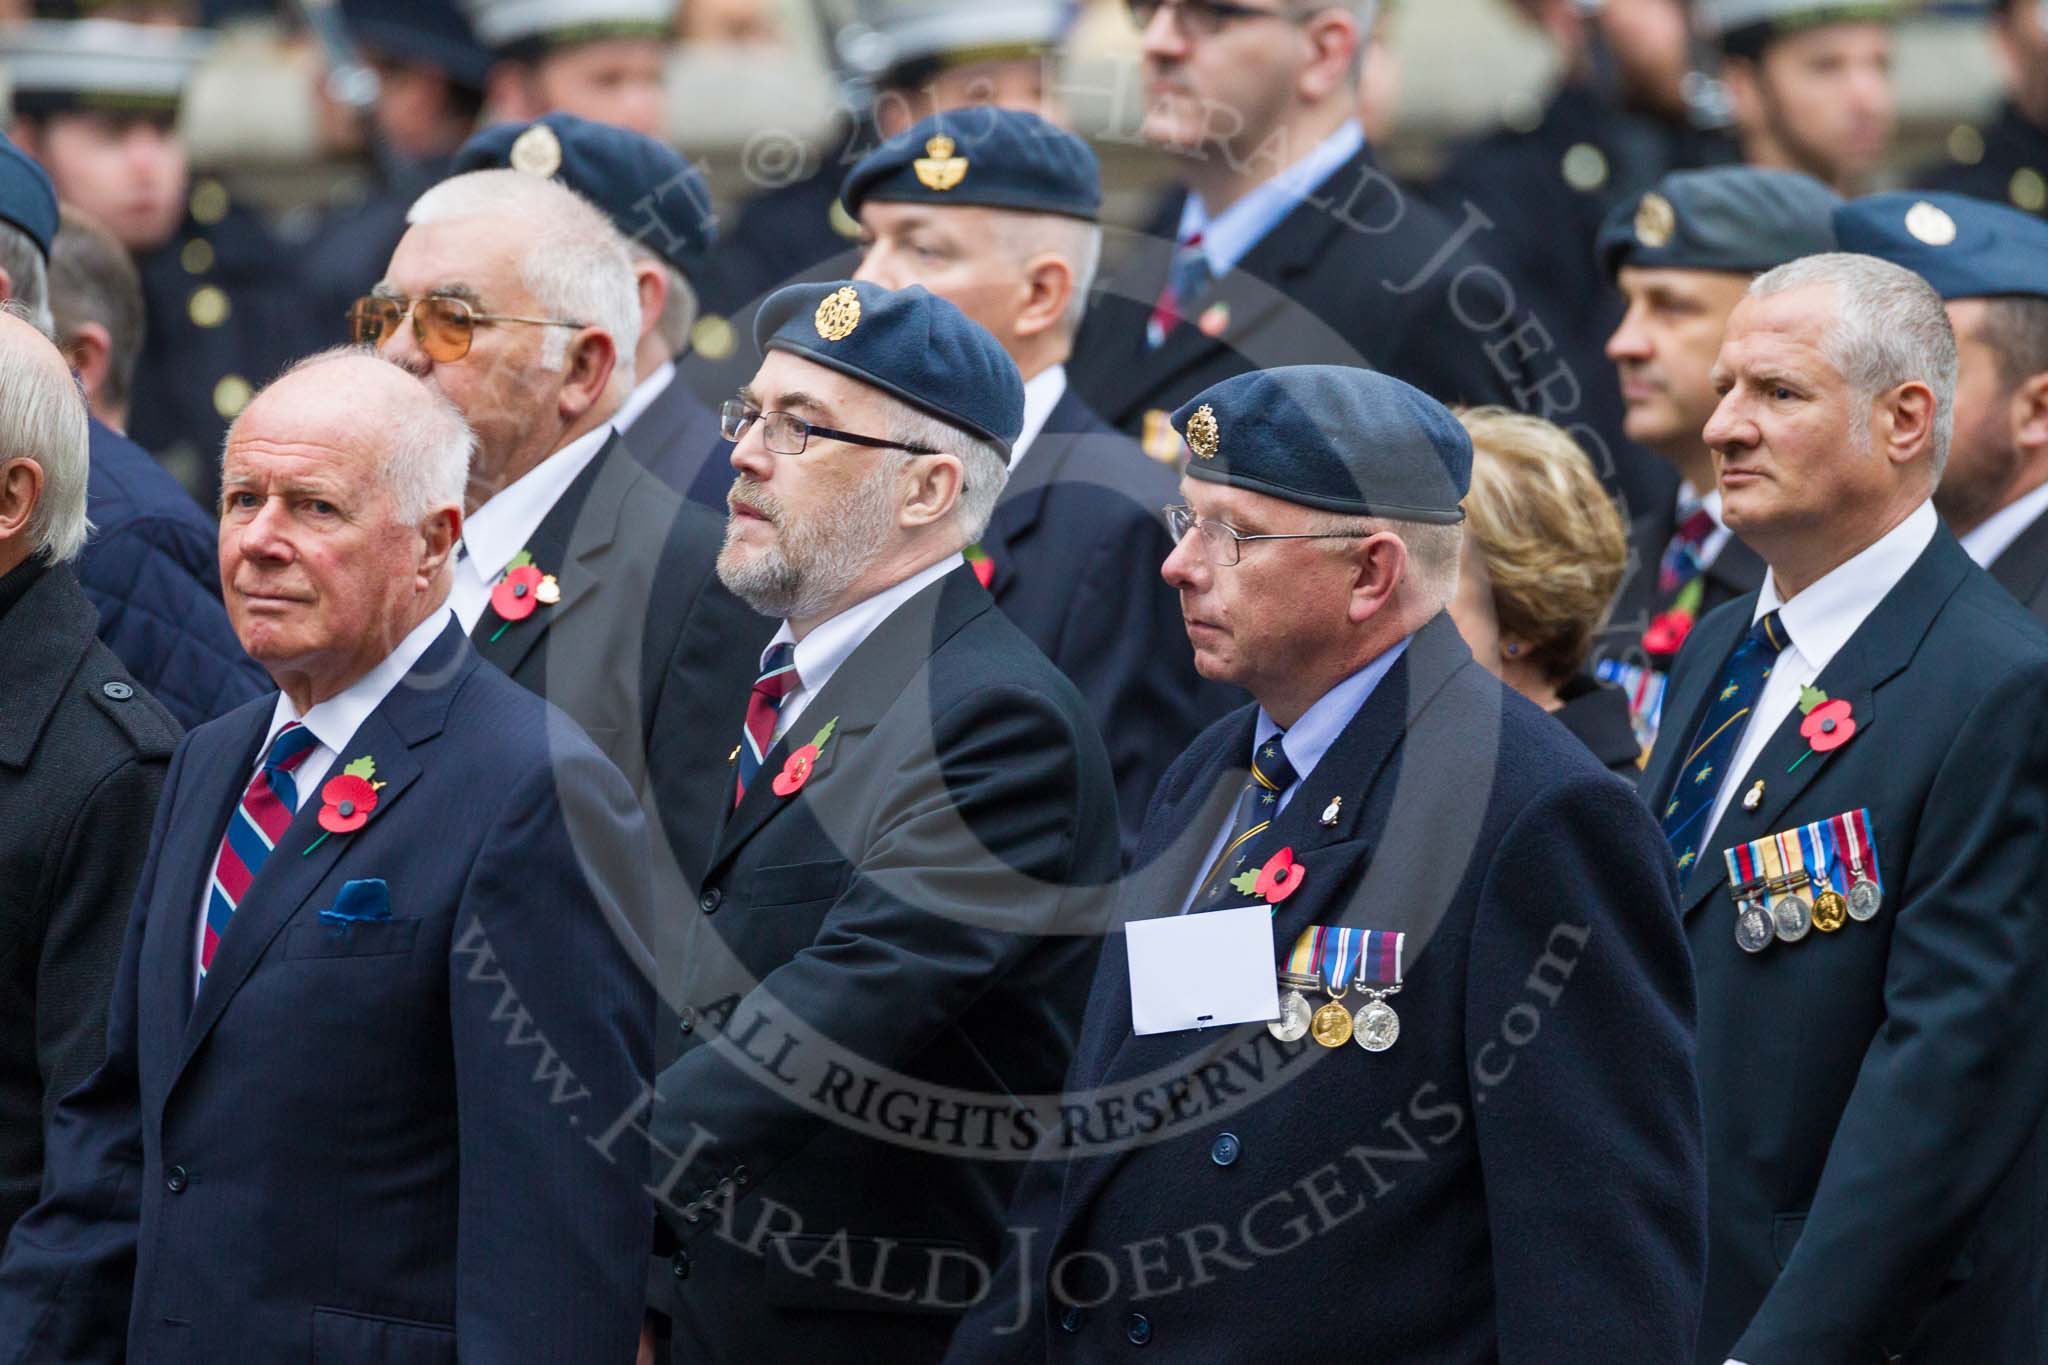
{"left": 1194, "top": 733, "right": 1299, "bottom": 907}
{"left": 1661, "top": 610, "right": 1789, "bottom": 874}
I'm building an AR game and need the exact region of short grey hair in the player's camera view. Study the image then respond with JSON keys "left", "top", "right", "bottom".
{"left": 1749, "top": 252, "right": 1958, "bottom": 478}
{"left": 50, "top": 208, "right": 144, "bottom": 416}
{"left": 406, "top": 169, "right": 642, "bottom": 389}
{"left": 230, "top": 347, "right": 475, "bottom": 524}
{"left": 881, "top": 395, "right": 1011, "bottom": 543}
{"left": 0, "top": 221, "right": 54, "bottom": 335}
{"left": 0, "top": 301, "right": 91, "bottom": 563}
{"left": 629, "top": 242, "right": 699, "bottom": 363}
{"left": 988, "top": 210, "right": 1103, "bottom": 339}
{"left": 1310, "top": 510, "right": 1463, "bottom": 611}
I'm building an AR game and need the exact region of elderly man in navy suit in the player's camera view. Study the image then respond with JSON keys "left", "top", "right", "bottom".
{"left": 1642, "top": 252, "right": 2048, "bottom": 1364}
{"left": 844, "top": 108, "right": 1236, "bottom": 857}
{"left": 0, "top": 349, "right": 655, "bottom": 1365}
{"left": 947, "top": 365, "right": 1705, "bottom": 1363}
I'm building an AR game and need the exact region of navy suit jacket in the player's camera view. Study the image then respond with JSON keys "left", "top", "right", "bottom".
{"left": 983, "top": 388, "right": 1239, "bottom": 858}
{"left": 75, "top": 418, "right": 268, "bottom": 729}
{"left": 1069, "top": 146, "right": 1527, "bottom": 440}
{"left": 622, "top": 369, "right": 733, "bottom": 511}
{"left": 0, "top": 621, "right": 655, "bottom": 1365}
{"left": 649, "top": 567, "right": 1121, "bottom": 1365}
{"left": 1641, "top": 529, "right": 2048, "bottom": 1364}
{"left": 1987, "top": 504, "right": 2048, "bottom": 624}
{"left": 945, "top": 614, "right": 1705, "bottom": 1363}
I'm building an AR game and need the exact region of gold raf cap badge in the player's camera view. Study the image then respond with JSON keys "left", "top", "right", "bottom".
{"left": 1634, "top": 192, "right": 1676, "bottom": 248}
{"left": 815, "top": 286, "right": 862, "bottom": 342}
{"left": 914, "top": 134, "right": 969, "bottom": 192}
{"left": 509, "top": 124, "right": 563, "bottom": 178}
{"left": 1185, "top": 404, "right": 1221, "bottom": 461}
{"left": 1904, "top": 200, "right": 1958, "bottom": 247}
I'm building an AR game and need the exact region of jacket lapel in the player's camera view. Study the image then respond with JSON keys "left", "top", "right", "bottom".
{"left": 471, "top": 433, "right": 636, "bottom": 680}
{"left": 170, "top": 624, "right": 471, "bottom": 1090}
{"left": 1641, "top": 604, "right": 1752, "bottom": 806}
{"left": 1988, "top": 504, "right": 2048, "bottom": 608}
{"left": 1672, "top": 533, "right": 1973, "bottom": 916}
{"left": 978, "top": 391, "right": 1095, "bottom": 597}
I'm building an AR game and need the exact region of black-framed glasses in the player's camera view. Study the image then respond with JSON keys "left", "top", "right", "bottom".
{"left": 348, "top": 294, "right": 585, "bottom": 362}
{"left": 1127, "top": 0, "right": 1306, "bottom": 38}
{"left": 1165, "top": 504, "right": 1368, "bottom": 566}
{"left": 720, "top": 400, "right": 939, "bottom": 458}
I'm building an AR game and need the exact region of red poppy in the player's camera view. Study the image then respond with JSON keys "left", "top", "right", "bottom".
{"left": 772, "top": 744, "right": 821, "bottom": 797}
{"left": 1253, "top": 847, "right": 1306, "bottom": 905}
{"left": 490, "top": 564, "right": 546, "bottom": 623}
{"left": 318, "top": 773, "right": 379, "bottom": 834}
{"left": 1800, "top": 697, "right": 1857, "bottom": 753}
{"left": 969, "top": 555, "right": 995, "bottom": 590}
{"left": 1642, "top": 609, "right": 1694, "bottom": 658}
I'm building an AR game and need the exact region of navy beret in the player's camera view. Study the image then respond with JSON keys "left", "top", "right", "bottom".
{"left": 0, "top": 131, "right": 58, "bottom": 261}
{"left": 340, "top": 0, "right": 493, "bottom": 89}
{"left": 841, "top": 109, "right": 1101, "bottom": 222}
{"left": 451, "top": 113, "right": 715, "bottom": 279}
{"left": 754, "top": 280, "right": 1025, "bottom": 455}
{"left": 1174, "top": 366, "right": 1471, "bottom": 525}
{"left": 1599, "top": 167, "right": 1840, "bottom": 279}
{"left": 1833, "top": 191, "right": 2048, "bottom": 302}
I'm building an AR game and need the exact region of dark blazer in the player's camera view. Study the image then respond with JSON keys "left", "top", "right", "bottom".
{"left": 648, "top": 566, "right": 1121, "bottom": 1365}
{"left": 1552, "top": 672, "right": 1642, "bottom": 779}
{"left": 75, "top": 418, "right": 269, "bottom": 729}
{"left": 0, "top": 619, "right": 655, "bottom": 1365}
{"left": 983, "top": 386, "right": 1240, "bottom": 857}
{"left": 1913, "top": 102, "right": 2048, "bottom": 220}
{"left": 0, "top": 563, "right": 179, "bottom": 1244}
{"left": 1599, "top": 521, "right": 1769, "bottom": 683}
{"left": 1068, "top": 145, "right": 1527, "bottom": 440}
{"left": 622, "top": 369, "right": 733, "bottom": 511}
{"left": 470, "top": 431, "right": 771, "bottom": 904}
{"left": 1987, "top": 505, "right": 2048, "bottom": 623}
{"left": 946, "top": 615, "right": 1705, "bottom": 1363}
{"left": 1640, "top": 529, "right": 2048, "bottom": 1364}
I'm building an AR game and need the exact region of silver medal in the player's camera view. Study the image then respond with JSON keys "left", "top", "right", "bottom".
{"left": 1268, "top": 989, "right": 1313, "bottom": 1043}
{"left": 1352, "top": 996, "right": 1400, "bottom": 1052}
{"left": 1773, "top": 893, "right": 1813, "bottom": 943}
{"left": 1846, "top": 877, "right": 1882, "bottom": 921}
{"left": 1735, "top": 901, "right": 1775, "bottom": 954}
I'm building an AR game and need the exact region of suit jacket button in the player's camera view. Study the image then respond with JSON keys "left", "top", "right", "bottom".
{"left": 699, "top": 888, "right": 722, "bottom": 913}
{"left": 1125, "top": 1312, "right": 1151, "bottom": 1346}
{"left": 1210, "top": 1132, "right": 1241, "bottom": 1167}
{"left": 102, "top": 680, "right": 134, "bottom": 700}
{"left": 732, "top": 1165, "right": 748, "bottom": 1185}
{"left": 670, "top": 1250, "right": 691, "bottom": 1280}
{"left": 1058, "top": 1304, "right": 1082, "bottom": 1334}
{"left": 165, "top": 1165, "right": 188, "bottom": 1193}
{"left": 677, "top": 1006, "right": 697, "bottom": 1035}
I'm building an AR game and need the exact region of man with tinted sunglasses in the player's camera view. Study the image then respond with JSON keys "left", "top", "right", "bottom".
{"left": 1066, "top": 0, "right": 1531, "bottom": 459}
{"left": 362, "top": 165, "right": 767, "bottom": 924}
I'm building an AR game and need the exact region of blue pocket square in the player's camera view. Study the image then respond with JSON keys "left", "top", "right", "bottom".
{"left": 320, "top": 879, "right": 393, "bottom": 936}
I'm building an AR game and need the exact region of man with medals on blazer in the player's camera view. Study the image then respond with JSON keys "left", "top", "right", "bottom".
{"left": 1066, "top": 0, "right": 1530, "bottom": 467}
{"left": 1640, "top": 251, "right": 2048, "bottom": 1364}
{"left": 0, "top": 351, "right": 654, "bottom": 1364}
{"left": 359, "top": 160, "right": 768, "bottom": 904}
{"left": 639, "top": 280, "right": 1120, "bottom": 1364}
{"left": 841, "top": 106, "right": 1238, "bottom": 859}
{"left": 1835, "top": 190, "right": 2048, "bottom": 624}
{"left": 946, "top": 365, "right": 1705, "bottom": 1363}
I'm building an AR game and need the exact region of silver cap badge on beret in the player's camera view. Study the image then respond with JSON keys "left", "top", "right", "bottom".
{"left": 1904, "top": 200, "right": 1958, "bottom": 247}
{"left": 509, "top": 124, "right": 563, "bottom": 178}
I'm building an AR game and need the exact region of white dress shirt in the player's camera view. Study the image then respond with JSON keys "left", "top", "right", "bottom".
{"left": 1008, "top": 365, "right": 1068, "bottom": 472}
{"left": 1959, "top": 478, "right": 2048, "bottom": 569}
{"left": 449, "top": 424, "right": 613, "bottom": 633}
{"left": 193, "top": 604, "right": 454, "bottom": 990}
{"left": 761, "top": 553, "right": 965, "bottom": 742}
{"left": 1700, "top": 500, "right": 1938, "bottom": 845}
{"left": 614, "top": 359, "right": 677, "bottom": 435}
{"left": 1174, "top": 120, "right": 1368, "bottom": 281}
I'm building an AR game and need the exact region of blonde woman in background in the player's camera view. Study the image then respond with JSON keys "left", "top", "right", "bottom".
{"left": 1449, "top": 407, "right": 1642, "bottom": 779}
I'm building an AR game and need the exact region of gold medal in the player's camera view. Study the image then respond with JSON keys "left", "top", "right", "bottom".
{"left": 1310, "top": 998, "right": 1353, "bottom": 1048}
{"left": 1812, "top": 889, "right": 1848, "bottom": 932}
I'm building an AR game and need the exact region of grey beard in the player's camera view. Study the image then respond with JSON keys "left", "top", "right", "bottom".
{"left": 716, "top": 466, "right": 901, "bottom": 621}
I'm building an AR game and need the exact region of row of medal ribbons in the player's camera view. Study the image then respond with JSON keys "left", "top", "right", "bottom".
{"left": 1270, "top": 925, "right": 1405, "bottom": 1052}
{"left": 1723, "top": 807, "right": 1885, "bottom": 955}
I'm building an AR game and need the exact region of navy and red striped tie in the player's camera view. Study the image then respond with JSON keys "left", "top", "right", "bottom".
{"left": 201, "top": 721, "right": 319, "bottom": 978}
{"left": 735, "top": 644, "right": 799, "bottom": 805}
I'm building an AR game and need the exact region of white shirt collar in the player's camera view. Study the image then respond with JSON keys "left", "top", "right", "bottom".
{"left": 1754, "top": 499, "right": 1939, "bottom": 667}
{"left": 1959, "top": 480, "right": 2048, "bottom": 569}
{"left": 1251, "top": 636, "right": 1410, "bottom": 802}
{"left": 260, "top": 604, "right": 454, "bottom": 772}
{"left": 764, "top": 553, "right": 966, "bottom": 739}
{"left": 459, "top": 423, "right": 614, "bottom": 587}
{"left": 614, "top": 359, "right": 678, "bottom": 435}
{"left": 1176, "top": 120, "right": 1367, "bottom": 279}
{"left": 1009, "top": 365, "right": 1068, "bottom": 471}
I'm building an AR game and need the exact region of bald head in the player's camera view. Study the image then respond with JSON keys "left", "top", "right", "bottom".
{"left": 0, "top": 305, "right": 91, "bottom": 572}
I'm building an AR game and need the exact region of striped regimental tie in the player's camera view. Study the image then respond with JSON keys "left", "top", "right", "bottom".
{"left": 735, "top": 643, "right": 800, "bottom": 805}
{"left": 201, "top": 721, "right": 320, "bottom": 978}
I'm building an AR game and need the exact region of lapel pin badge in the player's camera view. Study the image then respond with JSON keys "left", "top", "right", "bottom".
{"left": 1319, "top": 796, "right": 1342, "bottom": 827}
{"left": 1742, "top": 780, "right": 1764, "bottom": 812}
